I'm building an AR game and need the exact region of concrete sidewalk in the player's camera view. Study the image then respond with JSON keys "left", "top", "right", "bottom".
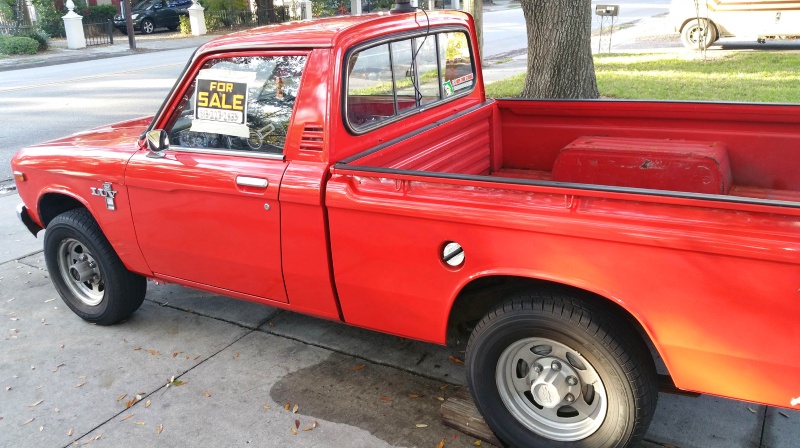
{"left": 1, "top": 187, "right": 799, "bottom": 447}
{"left": 0, "top": 31, "right": 216, "bottom": 72}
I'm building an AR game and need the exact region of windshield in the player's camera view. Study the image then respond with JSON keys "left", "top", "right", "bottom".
{"left": 133, "top": 0, "right": 160, "bottom": 11}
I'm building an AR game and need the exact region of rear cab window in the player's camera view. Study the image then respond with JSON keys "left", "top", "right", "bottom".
{"left": 345, "top": 30, "right": 475, "bottom": 133}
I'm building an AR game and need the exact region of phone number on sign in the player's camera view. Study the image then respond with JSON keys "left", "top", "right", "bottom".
{"left": 197, "top": 108, "right": 243, "bottom": 124}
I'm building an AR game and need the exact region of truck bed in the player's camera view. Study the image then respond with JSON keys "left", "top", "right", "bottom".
{"left": 326, "top": 99, "right": 800, "bottom": 411}
{"left": 339, "top": 99, "right": 800, "bottom": 206}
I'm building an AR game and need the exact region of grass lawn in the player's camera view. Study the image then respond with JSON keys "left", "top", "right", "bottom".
{"left": 485, "top": 52, "right": 800, "bottom": 103}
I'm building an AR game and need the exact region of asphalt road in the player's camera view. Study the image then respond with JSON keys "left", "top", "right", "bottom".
{"left": 482, "top": 0, "right": 670, "bottom": 58}
{"left": 0, "top": 49, "right": 191, "bottom": 181}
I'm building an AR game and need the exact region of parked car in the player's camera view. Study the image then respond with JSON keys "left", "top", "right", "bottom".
{"left": 671, "top": 0, "right": 800, "bottom": 49}
{"left": 113, "top": 0, "right": 192, "bottom": 35}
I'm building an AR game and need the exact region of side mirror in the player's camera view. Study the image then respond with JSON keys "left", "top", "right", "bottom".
{"left": 145, "top": 129, "right": 169, "bottom": 158}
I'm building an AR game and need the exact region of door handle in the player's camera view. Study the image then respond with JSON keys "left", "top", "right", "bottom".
{"left": 236, "top": 176, "right": 268, "bottom": 188}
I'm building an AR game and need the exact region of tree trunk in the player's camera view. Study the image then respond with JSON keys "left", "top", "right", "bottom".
{"left": 520, "top": 0, "right": 598, "bottom": 99}
{"left": 461, "top": 0, "right": 482, "bottom": 61}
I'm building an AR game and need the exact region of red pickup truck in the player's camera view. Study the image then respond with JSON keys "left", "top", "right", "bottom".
{"left": 10, "top": 8, "right": 800, "bottom": 448}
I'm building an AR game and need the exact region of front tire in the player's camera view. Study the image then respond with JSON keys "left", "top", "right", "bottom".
{"left": 466, "top": 292, "right": 657, "bottom": 448}
{"left": 140, "top": 18, "right": 155, "bottom": 34}
{"left": 44, "top": 209, "right": 146, "bottom": 325}
{"left": 681, "top": 19, "right": 717, "bottom": 50}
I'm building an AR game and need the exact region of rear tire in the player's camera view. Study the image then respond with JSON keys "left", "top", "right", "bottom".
{"left": 44, "top": 209, "right": 146, "bottom": 325}
{"left": 465, "top": 291, "right": 658, "bottom": 448}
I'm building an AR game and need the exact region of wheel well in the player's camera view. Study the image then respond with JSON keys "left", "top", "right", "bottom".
{"left": 680, "top": 17, "right": 718, "bottom": 34}
{"left": 39, "top": 193, "right": 87, "bottom": 228}
{"left": 447, "top": 276, "right": 666, "bottom": 374}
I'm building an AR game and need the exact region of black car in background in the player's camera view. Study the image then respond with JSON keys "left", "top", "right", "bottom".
{"left": 113, "top": 0, "right": 192, "bottom": 35}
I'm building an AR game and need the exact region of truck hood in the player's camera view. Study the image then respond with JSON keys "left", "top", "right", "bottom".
{"left": 11, "top": 116, "right": 152, "bottom": 185}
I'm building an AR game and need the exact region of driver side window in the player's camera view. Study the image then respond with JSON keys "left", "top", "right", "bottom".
{"left": 166, "top": 55, "right": 307, "bottom": 155}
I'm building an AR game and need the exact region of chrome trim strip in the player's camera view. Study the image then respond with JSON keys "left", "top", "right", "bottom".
{"left": 236, "top": 176, "right": 269, "bottom": 188}
{"left": 167, "top": 146, "right": 286, "bottom": 161}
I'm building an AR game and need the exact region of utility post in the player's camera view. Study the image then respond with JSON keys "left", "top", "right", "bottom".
{"left": 122, "top": 0, "right": 136, "bottom": 50}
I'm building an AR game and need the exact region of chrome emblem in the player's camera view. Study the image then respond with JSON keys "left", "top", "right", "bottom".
{"left": 91, "top": 182, "right": 117, "bottom": 211}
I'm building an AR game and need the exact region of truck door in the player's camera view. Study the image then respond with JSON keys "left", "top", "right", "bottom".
{"left": 126, "top": 54, "right": 307, "bottom": 303}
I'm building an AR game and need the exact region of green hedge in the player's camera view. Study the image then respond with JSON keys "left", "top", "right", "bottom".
{"left": 0, "top": 35, "right": 40, "bottom": 55}
{"left": 83, "top": 5, "right": 118, "bottom": 22}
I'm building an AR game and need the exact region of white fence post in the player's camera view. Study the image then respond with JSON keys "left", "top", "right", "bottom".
{"left": 62, "top": 0, "right": 86, "bottom": 50}
{"left": 351, "top": 0, "right": 362, "bottom": 15}
{"left": 428, "top": 0, "right": 434, "bottom": 10}
{"left": 302, "top": 1, "right": 312, "bottom": 19}
{"left": 188, "top": 0, "right": 207, "bottom": 36}
{"left": 452, "top": 0, "right": 460, "bottom": 10}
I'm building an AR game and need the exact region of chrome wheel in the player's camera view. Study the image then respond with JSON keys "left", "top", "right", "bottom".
{"left": 496, "top": 337, "right": 607, "bottom": 441}
{"left": 56, "top": 238, "right": 105, "bottom": 306}
{"left": 142, "top": 20, "right": 155, "bottom": 34}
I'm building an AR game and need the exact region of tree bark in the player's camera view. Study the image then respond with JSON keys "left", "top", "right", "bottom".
{"left": 520, "top": 0, "right": 598, "bottom": 99}
{"left": 462, "top": 0, "right": 482, "bottom": 61}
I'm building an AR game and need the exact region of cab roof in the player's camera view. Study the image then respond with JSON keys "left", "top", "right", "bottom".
{"left": 196, "top": 10, "right": 472, "bottom": 55}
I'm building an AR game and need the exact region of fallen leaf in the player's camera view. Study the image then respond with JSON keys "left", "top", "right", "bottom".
{"left": 436, "top": 439, "right": 445, "bottom": 448}
{"left": 120, "top": 414, "right": 133, "bottom": 421}
{"left": 294, "top": 419, "right": 300, "bottom": 429}
{"left": 303, "top": 427, "right": 314, "bottom": 431}
{"left": 416, "top": 424, "right": 428, "bottom": 428}
{"left": 440, "top": 384, "right": 451, "bottom": 390}
{"left": 262, "top": 404, "right": 270, "bottom": 409}
{"left": 68, "top": 427, "right": 74, "bottom": 436}
{"left": 53, "top": 363, "right": 65, "bottom": 372}
{"left": 474, "top": 440, "right": 482, "bottom": 446}
{"left": 268, "top": 321, "right": 275, "bottom": 327}
{"left": 234, "top": 352, "right": 240, "bottom": 358}
{"left": 145, "top": 400, "right": 151, "bottom": 408}
{"left": 284, "top": 403, "right": 290, "bottom": 410}
{"left": 170, "top": 380, "right": 186, "bottom": 387}
{"left": 94, "top": 434, "right": 101, "bottom": 440}
{"left": 123, "top": 339, "right": 128, "bottom": 343}
{"left": 157, "top": 424, "right": 163, "bottom": 434}
{"left": 312, "top": 421, "right": 318, "bottom": 429}
{"left": 74, "top": 382, "right": 87, "bottom": 388}
{"left": 291, "top": 428, "right": 297, "bottom": 435}
{"left": 21, "top": 418, "right": 34, "bottom": 426}
{"left": 194, "top": 355, "right": 201, "bottom": 360}
{"left": 146, "top": 350, "right": 160, "bottom": 356}
{"left": 172, "top": 351, "right": 181, "bottom": 358}
{"left": 351, "top": 365, "right": 365, "bottom": 371}
{"left": 135, "top": 421, "right": 145, "bottom": 425}
{"left": 116, "top": 393, "right": 127, "bottom": 402}
{"left": 408, "top": 393, "right": 420, "bottom": 398}
{"left": 44, "top": 298, "right": 56, "bottom": 303}
{"left": 184, "top": 355, "right": 189, "bottom": 360}
{"left": 78, "top": 376, "right": 87, "bottom": 379}
{"left": 747, "top": 407, "right": 757, "bottom": 413}
{"left": 380, "top": 396, "right": 392, "bottom": 402}
{"left": 204, "top": 391, "right": 211, "bottom": 397}
{"left": 292, "top": 404, "right": 299, "bottom": 414}
{"left": 448, "top": 356, "right": 464, "bottom": 364}
{"left": 125, "top": 398, "right": 137, "bottom": 408}
{"left": 436, "top": 397, "right": 445, "bottom": 401}
{"left": 133, "top": 347, "right": 141, "bottom": 351}
{"left": 28, "top": 399, "right": 43, "bottom": 408}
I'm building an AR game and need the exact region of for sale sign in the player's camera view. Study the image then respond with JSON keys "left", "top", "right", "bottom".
{"left": 190, "top": 69, "right": 256, "bottom": 138}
